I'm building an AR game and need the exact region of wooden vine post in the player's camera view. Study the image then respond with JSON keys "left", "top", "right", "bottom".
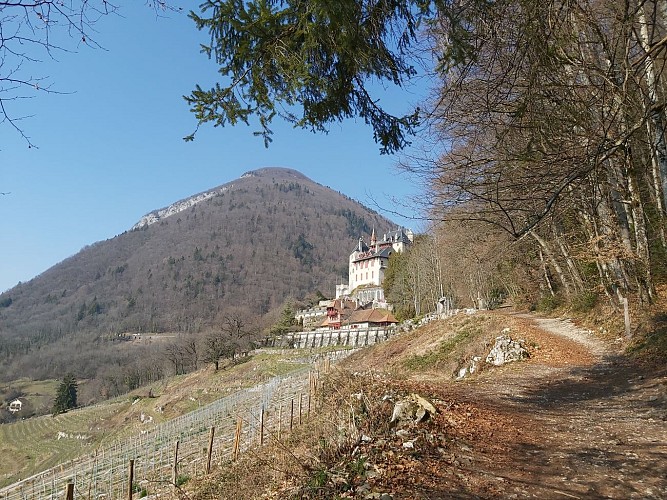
{"left": 127, "top": 459, "right": 135, "bottom": 500}
{"left": 206, "top": 426, "right": 215, "bottom": 474}
{"left": 172, "top": 440, "right": 179, "bottom": 488}
{"left": 278, "top": 405, "right": 283, "bottom": 440}
{"left": 298, "top": 393, "right": 303, "bottom": 425}
{"left": 307, "top": 392, "right": 311, "bottom": 418}
{"left": 232, "top": 417, "right": 243, "bottom": 461}
{"left": 259, "top": 406, "right": 265, "bottom": 446}
{"left": 65, "top": 482, "right": 74, "bottom": 500}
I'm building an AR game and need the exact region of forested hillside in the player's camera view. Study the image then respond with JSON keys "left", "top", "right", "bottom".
{"left": 0, "top": 168, "right": 395, "bottom": 390}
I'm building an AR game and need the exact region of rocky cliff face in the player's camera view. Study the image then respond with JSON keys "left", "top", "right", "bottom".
{"left": 132, "top": 185, "right": 233, "bottom": 230}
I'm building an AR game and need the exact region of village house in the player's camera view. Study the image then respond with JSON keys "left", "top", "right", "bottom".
{"left": 314, "top": 299, "right": 398, "bottom": 331}
{"left": 346, "top": 308, "right": 398, "bottom": 328}
{"left": 317, "top": 298, "right": 357, "bottom": 330}
{"left": 8, "top": 399, "right": 22, "bottom": 413}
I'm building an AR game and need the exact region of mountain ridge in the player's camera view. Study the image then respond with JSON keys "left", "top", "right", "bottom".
{"left": 131, "top": 168, "right": 312, "bottom": 230}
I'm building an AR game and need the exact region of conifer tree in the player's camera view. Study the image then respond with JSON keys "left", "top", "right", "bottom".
{"left": 270, "top": 303, "right": 296, "bottom": 335}
{"left": 52, "top": 373, "right": 78, "bottom": 415}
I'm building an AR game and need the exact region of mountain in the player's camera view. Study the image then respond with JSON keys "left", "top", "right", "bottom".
{"left": 0, "top": 167, "right": 398, "bottom": 384}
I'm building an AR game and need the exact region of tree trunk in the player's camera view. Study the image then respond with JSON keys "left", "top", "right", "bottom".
{"left": 552, "top": 223, "right": 585, "bottom": 293}
{"left": 627, "top": 166, "right": 655, "bottom": 303}
{"left": 530, "top": 231, "right": 572, "bottom": 297}
{"left": 607, "top": 158, "right": 635, "bottom": 255}
{"left": 638, "top": 5, "right": 667, "bottom": 214}
{"left": 646, "top": 119, "right": 667, "bottom": 247}
{"left": 539, "top": 248, "right": 556, "bottom": 297}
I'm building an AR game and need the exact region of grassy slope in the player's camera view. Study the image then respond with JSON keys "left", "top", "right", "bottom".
{"left": 3, "top": 297, "right": 664, "bottom": 492}
{"left": 0, "top": 350, "right": 315, "bottom": 487}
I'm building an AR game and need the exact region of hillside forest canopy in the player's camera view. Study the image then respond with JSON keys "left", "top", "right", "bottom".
{"left": 0, "top": 170, "right": 397, "bottom": 409}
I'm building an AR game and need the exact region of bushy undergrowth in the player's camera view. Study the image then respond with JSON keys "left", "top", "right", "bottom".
{"left": 570, "top": 291, "right": 599, "bottom": 313}
{"left": 533, "top": 290, "right": 598, "bottom": 314}
{"left": 189, "top": 371, "right": 394, "bottom": 499}
{"left": 534, "top": 294, "right": 562, "bottom": 313}
{"left": 627, "top": 311, "right": 667, "bottom": 367}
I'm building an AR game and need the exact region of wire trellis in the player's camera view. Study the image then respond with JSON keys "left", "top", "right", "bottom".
{"left": 0, "top": 350, "right": 353, "bottom": 500}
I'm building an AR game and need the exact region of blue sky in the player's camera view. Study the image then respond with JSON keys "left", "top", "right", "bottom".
{"left": 0, "top": 2, "right": 429, "bottom": 293}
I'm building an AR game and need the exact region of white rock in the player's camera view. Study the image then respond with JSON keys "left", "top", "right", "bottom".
{"left": 486, "top": 335, "right": 529, "bottom": 366}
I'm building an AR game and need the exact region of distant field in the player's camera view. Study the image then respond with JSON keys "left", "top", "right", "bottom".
{"left": 0, "top": 378, "right": 59, "bottom": 420}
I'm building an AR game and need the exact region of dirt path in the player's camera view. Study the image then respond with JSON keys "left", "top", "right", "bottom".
{"left": 448, "top": 313, "right": 667, "bottom": 499}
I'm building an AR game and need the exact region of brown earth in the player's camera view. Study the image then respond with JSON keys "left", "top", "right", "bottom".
{"left": 190, "top": 311, "right": 667, "bottom": 499}
{"left": 332, "top": 312, "right": 667, "bottom": 499}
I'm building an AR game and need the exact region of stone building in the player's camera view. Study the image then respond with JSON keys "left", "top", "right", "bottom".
{"left": 335, "top": 227, "right": 413, "bottom": 307}
{"left": 8, "top": 399, "right": 22, "bottom": 413}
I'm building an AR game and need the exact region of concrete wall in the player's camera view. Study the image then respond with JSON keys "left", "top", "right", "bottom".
{"left": 266, "top": 327, "right": 395, "bottom": 349}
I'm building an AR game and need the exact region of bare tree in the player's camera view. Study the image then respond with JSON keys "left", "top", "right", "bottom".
{"left": 0, "top": 1, "right": 175, "bottom": 146}
{"left": 202, "top": 310, "right": 257, "bottom": 370}
{"left": 405, "top": 0, "right": 667, "bottom": 309}
{"left": 201, "top": 332, "right": 234, "bottom": 371}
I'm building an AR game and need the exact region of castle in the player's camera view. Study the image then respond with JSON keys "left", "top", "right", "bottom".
{"left": 294, "top": 228, "right": 413, "bottom": 331}
{"left": 335, "top": 227, "right": 414, "bottom": 308}
{"left": 295, "top": 228, "right": 414, "bottom": 330}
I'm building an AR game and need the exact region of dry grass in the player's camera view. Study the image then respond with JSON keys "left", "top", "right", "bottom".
{"left": 336, "top": 313, "right": 520, "bottom": 382}
{"left": 188, "top": 370, "right": 395, "bottom": 499}
{"left": 187, "top": 306, "right": 667, "bottom": 499}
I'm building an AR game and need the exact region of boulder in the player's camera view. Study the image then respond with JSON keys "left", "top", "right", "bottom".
{"left": 390, "top": 394, "right": 437, "bottom": 426}
{"left": 456, "top": 356, "right": 483, "bottom": 380}
{"left": 485, "top": 335, "right": 529, "bottom": 366}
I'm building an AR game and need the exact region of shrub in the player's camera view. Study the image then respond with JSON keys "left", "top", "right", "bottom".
{"left": 535, "top": 294, "right": 561, "bottom": 312}
{"left": 571, "top": 291, "right": 598, "bottom": 313}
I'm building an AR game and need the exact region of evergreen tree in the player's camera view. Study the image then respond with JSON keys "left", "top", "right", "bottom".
{"left": 52, "top": 373, "right": 78, "bottom": 415}
{"left": 270, "top": 303, "right": 296, "bottom": 335}
{"left": 383, "top": 250, "right": 415, "bottom": 320}
{"left": 185, "top": 0, "right": 455, "bottom": 152}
